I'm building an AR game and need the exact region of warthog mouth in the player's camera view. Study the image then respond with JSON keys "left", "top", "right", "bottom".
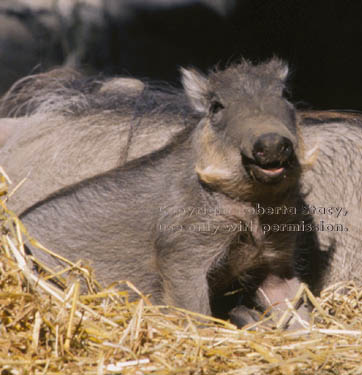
{"left": 242, "top": 155, "right": 294, "bottom": 184}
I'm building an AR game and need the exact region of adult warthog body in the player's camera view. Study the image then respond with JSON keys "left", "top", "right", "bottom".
{"left": 0, "top": 70, "right": 188, "bottom": 214}
{"left": 17, "top": 59, "right": 309, "bottom": 326}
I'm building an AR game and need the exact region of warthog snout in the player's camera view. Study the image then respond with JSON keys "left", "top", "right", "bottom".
{"left": 253, "top": 133, "right": 294, "bottom": 165}
{"left": 244, "top": 133, "right": 296, "bottom": 183}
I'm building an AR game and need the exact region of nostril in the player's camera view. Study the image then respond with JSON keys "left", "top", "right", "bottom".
{"left": 281, "top": 144, "right": 289, "bottom": 153}
{"left": 253, "top": 141, "right": 266, "bottom": 161}
{"left": 279, "top": 138, "right": 293, "bottom": 158}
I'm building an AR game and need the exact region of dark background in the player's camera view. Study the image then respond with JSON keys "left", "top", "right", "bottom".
{"left": 1, "top": 0, "right": 362, "bottom": 110}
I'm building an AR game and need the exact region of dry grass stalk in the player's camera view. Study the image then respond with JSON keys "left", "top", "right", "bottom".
{"left": 0, "top": 168, "right": 361, "bottom": 374}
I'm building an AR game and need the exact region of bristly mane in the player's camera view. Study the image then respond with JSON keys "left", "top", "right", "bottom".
{"left": 0, "top": 68, "right": 202, "bottom": 122}
{"left": 207, "top": 58, "right": 289, "bottom": 97}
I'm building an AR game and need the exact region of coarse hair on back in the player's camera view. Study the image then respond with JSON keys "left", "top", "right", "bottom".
{"left": 0, "top": 67, "right": 201, "bottom": 123}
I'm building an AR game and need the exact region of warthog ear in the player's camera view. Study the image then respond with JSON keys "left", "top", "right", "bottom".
{"left": 267, "top": 59, "right": 289, "bottom": 81}
{"left": 277, "top": 64, "right": 289, "bottom": 81}
{"left": 181, "top": 67, "right": 210, "bottom": 114}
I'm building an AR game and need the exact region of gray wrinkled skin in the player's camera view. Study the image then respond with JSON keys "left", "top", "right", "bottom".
{"left": 298, "top": 111, "right": 362, "bottom": 288}
{"left": 12, "top": 59, "right": 309, "bottom": 326}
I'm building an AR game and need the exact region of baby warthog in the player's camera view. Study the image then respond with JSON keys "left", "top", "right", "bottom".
{"left": 1, "top": 63, "right": 362, "bottom": 327}
{"left": 17, "top": 59, "right": 309, "bottom": 327}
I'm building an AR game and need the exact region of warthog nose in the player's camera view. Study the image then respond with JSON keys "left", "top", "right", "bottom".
{"left": 252, "top": 133, "right": 293, "bottom": 166}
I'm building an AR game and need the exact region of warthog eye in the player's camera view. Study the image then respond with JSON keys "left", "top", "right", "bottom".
{"left": 209, "top": 100, "right": 224, "bottom": 115}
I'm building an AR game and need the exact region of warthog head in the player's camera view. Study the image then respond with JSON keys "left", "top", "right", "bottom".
{"left": 181, "top": 58, "right": 300, "bottom": 199}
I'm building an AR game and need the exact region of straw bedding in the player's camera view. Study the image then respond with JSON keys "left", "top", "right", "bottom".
{"left": 0, "top": 169, "right": 361, "bottom": 375}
